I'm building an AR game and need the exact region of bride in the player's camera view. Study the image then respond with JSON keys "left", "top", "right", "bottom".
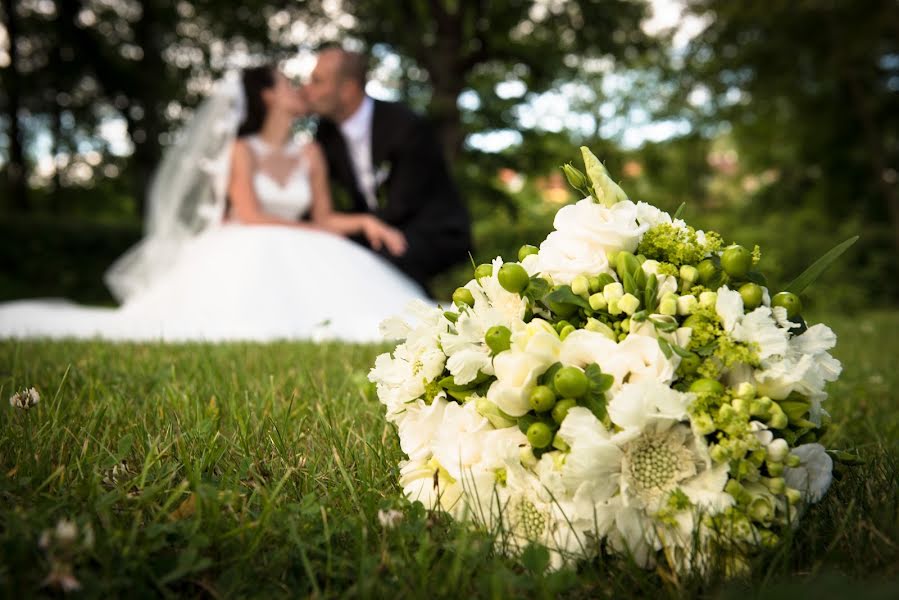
{"left": 0, "top": 65, "right": 429, "bottom": 342}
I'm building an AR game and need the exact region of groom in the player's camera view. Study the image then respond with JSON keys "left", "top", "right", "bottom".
{"left": 306, "top": 46, "right": 471, "bottom": 293}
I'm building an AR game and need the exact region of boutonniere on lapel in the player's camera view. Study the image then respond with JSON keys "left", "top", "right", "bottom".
{"left": 374, "top": 160, "right": 392, "bottom": 210}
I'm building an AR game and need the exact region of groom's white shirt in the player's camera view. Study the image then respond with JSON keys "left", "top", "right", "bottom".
{"left": 339, "top": 95, "right": 377, "bottom": 211}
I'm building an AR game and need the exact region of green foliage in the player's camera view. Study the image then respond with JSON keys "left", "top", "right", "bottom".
{"left": 0, "top": 310, "right": 898, "bottom": 596}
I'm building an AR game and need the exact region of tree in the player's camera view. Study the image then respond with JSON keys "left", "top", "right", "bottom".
{"left": 333, "top": 0, "right": 658, "bottom": 163}
{"left": 680, "top": 0, "right": 899, "bottom": 253}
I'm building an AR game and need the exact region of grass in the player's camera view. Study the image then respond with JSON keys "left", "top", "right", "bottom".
{"left": 1, "top": 311, "right": 897, "bottom": 598}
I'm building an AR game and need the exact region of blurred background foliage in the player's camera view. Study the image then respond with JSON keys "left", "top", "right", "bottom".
{"left": 0, "top": 0, "right": 896, "bottom": 308}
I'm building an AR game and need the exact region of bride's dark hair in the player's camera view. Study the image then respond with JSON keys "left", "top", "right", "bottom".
{"left": 237, "top": 65, "right": 276, "bottom": 137}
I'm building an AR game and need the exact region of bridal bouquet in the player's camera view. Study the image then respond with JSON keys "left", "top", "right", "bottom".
{"left": 370, "top": 147, "right": 851, "bottom": 573}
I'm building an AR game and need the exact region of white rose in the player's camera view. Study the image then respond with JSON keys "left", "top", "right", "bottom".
{"left": 487, "top": 350, "right": 549, "bottom": 417}
{"left": 604, "top": 334, "right": 678, "bottom": 387}
{"left": 534, "top": 199, "right": 648, "bottom": 284}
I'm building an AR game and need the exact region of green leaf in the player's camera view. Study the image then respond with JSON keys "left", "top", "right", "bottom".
{"left": 673, "top": 202, "right": 686, "bottom": 220}
{"left": 523, "top": 275, "right": 551, "bottom": 303}
{"left": 116, "top": 433, "right": 134, "bottom": 460}
{"left": 517, "top": 413, "right": 537, "bottom": 435}
{"left": 544, "top": 285, "right": 591, "bottom": 310}
{"left": 785, "top": 235, "right": 858, "bottom": 294}
{"left": 582, "top": 363, "right": 611, "bottom": 421}
{"left": 643, "top": 275, "right": 658, "bottom": 311}
{"left": 744, "top": 270, "right": 768, "bottom": 286}
{"left": 670, "top": 344, "right": 694, "bottom": 359}
{"left": 650, "top": 317, "right": 678, "bottom": 333}
{"left": 621, "top": 270, "right": 637, "bottom": 296}
{"left": 657, "top": 337, "right": 674, "bottom": 359}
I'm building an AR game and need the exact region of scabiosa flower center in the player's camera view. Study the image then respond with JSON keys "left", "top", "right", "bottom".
{"left": 621, "top": 426, "right": 697, "bottom": 507}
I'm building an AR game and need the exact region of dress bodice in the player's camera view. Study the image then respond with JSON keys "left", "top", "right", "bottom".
{"left": 246, "top": 136, "right": 312, "bottom": 221}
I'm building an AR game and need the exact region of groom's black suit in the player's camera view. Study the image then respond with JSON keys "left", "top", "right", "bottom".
{"left": 315, "top": 99, "right": 471, "bottom": 291}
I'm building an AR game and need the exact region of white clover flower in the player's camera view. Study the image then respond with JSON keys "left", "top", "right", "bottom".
{"left": 9, "top": 387, "right": 40, "bottom": 410}
{"left": 783, "top": 443, "right": 833, "bottom": 504}
{"left": 377, "top": 509, "right": 405, "bottom": 529}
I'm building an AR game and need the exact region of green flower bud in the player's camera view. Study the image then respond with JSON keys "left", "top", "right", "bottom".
{"left": 571, "top": 275, "right": 591, "bottom": 298}
{"left": 699, "top": 291, "right": 718, "bottom": 307}
{"left": 603, "top": 282, "right": 624, "bottom": 303}
{"left": 749, "top": 448, "right": 767, "bottom": 467}
{"left": 785, "top": 487, "right": 802, "bottom": 505}
{"left": 786, "top": 453, "right": 802, "bottom": 468}
{"left": 676, "top": 294, "right": 698, "bottom": 316}
{"left": 585, "top": 318, "right": 616, "bottom": 341}
{"left": 749, "top": 496, "right": 774, "bottom": 523}
{"left": 739, "top": 282, "right": 764, "bottom": 310}
{"left": 689, "top": 378, "right": 725, "bottom": 396}
{"left": 620, "top": 318, "right": 631, "bottom": 333}
{"left": 766, "top": 461, "right": 784, "bottom": 477}
{"left": 475, "top": 397, "right": 517, "bottom": 429}
{"left": 552, "top": 398, "right": 578, "bottom": 424}
{"left": 485, "top": 325, "right": 512, "bottom": 355}
{"left": 554, "top": 366, "right": 589, "bottom": 398}
{"left": 588, "top": 292, "right": 608, "bottom": 311}
{"left": 529, "top": 385, "right": 557, "bottom": 413}
{"left": 779, "top": 399, "right": 810, "bottom": 423}
{"left": 732, "top": 397, "right": 750, "bottom": 416}
{"left": 608, "top": 298, "right": 622, "bottom": 316}
{"left": 767, "top": 412, "right": 788, "bottom": 430}
{"left": 527, "top": 422, "right": 553, "bottom": 449}
{"left": 725, "top": 479, "right": 748, "bottom": 504}
{"left": 771, "top": 292, "right": 802, "bottom": 319}
{"left": 552, "top": 434, "right": 570, "bottom": 452}
{"left": 453, "top": 287, "right": 475, "bottom": 307}
{"left": 518, "top": 244, "right": 539, "bottom": 262}
{"left": 580, "top": 146, "right": 628, "bottom": 207}
{"left": 710, "top": 444, "right": 731, "bottom": 463}
{"left": 750, "top": 396, "right": 773, "bottom": 417}
{"left": 561, "top": 163, "right": 588, "bottom": 193}
{"left": 659, "top": 295, "right": 678, "bottom": 316}
{"left": 721, "top": 245, "right": 752, "bottom": 279}
{"left": 735, "top": 382, "right": 756, "bottom": 400}
{"left": 619, "top": 293, "right": 641, "bottom": 315}
{"left": 680, "top": 264, "right": 699, "bottom": 284}
{"left": 762, "top": 476, "right": 786, "bottom": 495}
{"left": 474, "top": 263, "right": 493, "bottom": 281}
{"left": 498, "top": 263, "right": 530, "bottom": 294}
{"left": 559, "top": 324, "right": 576, "bottom": 340}
{"left": 589, "top": 273, "right": 616, "bottom": 294}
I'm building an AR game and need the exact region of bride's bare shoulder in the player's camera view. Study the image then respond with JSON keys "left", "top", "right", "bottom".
{"left": 303, "top": 140, "right": 326, "bottom": 170}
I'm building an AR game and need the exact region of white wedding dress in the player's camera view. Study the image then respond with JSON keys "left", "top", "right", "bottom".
{"left": 0, "top": 137, "right": 428, "bottom": 343}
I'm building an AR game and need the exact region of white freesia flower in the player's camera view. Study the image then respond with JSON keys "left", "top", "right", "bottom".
{"left": 441, "top": 258, "right": 527, "bottom": 385}
{"left": 396, "top": 396, "right": 448, "bottom": 461}
{"left": 399, "top": 457, "right": 465, "bottom": 516}
{"left": 783, "top": 443, "right": 833, "bottom": 503}
{"left": 370, "top": 301, "right": 449, "bottom": 417}
{"left": 534, "top": 199, "right": 648, "bottom": 284}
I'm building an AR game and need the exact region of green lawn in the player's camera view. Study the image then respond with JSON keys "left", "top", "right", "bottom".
{"left": 1, "top": 311, "right": 897, "bottom": 598}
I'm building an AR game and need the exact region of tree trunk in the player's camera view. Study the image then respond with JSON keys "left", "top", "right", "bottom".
{"left": 1, "top": 0, "right": 29, "bottom": 212}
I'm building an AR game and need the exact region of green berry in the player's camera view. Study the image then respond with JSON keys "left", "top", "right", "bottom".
{"left": 518, "top": 244, "right": 539, "bottom": 262}
{"left": 739, "top": 282, "right": 763, "bottom": 310}
{"left": 689, "top": 378, "right": 725, "bottom": 395}
{"left": 771, "top": 292, "right": 802, "bottom": 319}
{"left": 529, "top": 385, "right": 556, "bottom": 412}
{"left": 721, "top": 245, "right": 752, "bottom": 279}
{"left": 485, "top": 325, "right": 512, "bottom": 355}
{"left": 678, "top": 352, "right": 701, "bottom": 375}
{"left": 474, "top": 263, "right": 493, "bottom": 281}
{"left": 554, "top": 366, "right": 589, "bottom": 398}
{"left": 526, "top": 422, "right": 553, "bottom": 449}
{"left": 498, "top": 263, "right": 529, "bottom": 294}
{"left": 551, "top": 398, "right": 578, "bottom": 423}
{"left": 452, "top": 287, "right": 474, "bottom": 307}
{"left": 697, "top": 258, "right": 719, "bottom": 286}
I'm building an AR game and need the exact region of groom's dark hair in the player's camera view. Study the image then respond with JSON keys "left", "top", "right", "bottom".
{"left": 318, "top": 43, "right": 368, "bottom": 88}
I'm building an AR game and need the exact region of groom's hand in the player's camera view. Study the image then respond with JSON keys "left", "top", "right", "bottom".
{"left": 363, "top": 216, "right": 408, "bottom": 257}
